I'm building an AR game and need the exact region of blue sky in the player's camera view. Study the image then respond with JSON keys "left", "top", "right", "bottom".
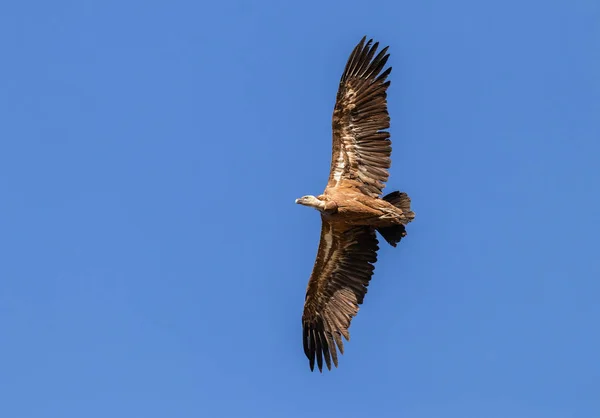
{"left": 1, "top": 0, "right": 599, "bottom": 416}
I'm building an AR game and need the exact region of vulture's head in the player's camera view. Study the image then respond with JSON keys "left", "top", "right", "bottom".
{"left": 295, "top": 195, "right": 323, "bottom": 210}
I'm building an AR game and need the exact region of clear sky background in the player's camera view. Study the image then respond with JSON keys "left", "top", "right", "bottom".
{"left": 1, "top": 1, "right": 599, "bottom": 417}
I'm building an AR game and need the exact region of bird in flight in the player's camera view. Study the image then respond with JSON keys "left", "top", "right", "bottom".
{"left": 295, "top": 36, "right": 416, "bottom": 372}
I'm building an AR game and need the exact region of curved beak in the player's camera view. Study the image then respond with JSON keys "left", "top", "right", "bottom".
{"left": 295, "top": 199, "right": 300, "bottom": 204}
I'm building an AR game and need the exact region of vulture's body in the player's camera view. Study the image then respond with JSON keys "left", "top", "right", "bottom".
{"left": 295, "top": 37, "right": 415, "bottom": 372}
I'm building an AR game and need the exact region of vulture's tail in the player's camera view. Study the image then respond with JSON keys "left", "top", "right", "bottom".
{"left": 376, "top": 191, "right": 415, "bottom": 247}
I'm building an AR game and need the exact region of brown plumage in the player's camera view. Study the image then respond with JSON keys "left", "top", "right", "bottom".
{"left": 295, "top": 37, "right": 416, "bottom": 372}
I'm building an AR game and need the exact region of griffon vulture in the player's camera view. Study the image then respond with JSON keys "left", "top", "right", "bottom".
{"left": 295, "top": 36, "right": 416, "bottom": 372}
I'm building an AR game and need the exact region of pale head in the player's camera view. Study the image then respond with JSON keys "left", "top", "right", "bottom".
{"left": 295, "top": 195, "right": 325, "bottom": 210}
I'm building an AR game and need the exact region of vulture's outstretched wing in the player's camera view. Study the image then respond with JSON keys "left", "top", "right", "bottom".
{"left": 327, "top": 37, "right": 393, "bottom": 198}
{"left": 302, "top": 221, "right": 379, "bottom": 372}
